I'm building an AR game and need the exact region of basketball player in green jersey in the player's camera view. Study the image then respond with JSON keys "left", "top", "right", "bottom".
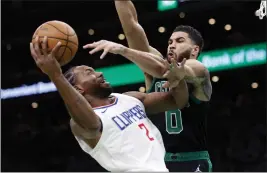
{"left": 115, "top": 1, "right": 213, "bottom": 172}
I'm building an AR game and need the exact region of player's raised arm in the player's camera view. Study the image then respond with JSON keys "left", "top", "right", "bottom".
{"left": 30, "top": 36, "right": 101, "bottom": 137}
{"left": 115, "top": 1, "right": 165, "bottom": 89}
{"left": 115, "top": 0, "right": 149, "bottom": 52}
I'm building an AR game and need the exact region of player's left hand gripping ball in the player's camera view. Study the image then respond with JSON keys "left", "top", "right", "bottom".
{"left": 30, "top": 36, "right": 62, "bottom": 78}
{"left": 83, "top": 40, "right": 125, "bottom": 59}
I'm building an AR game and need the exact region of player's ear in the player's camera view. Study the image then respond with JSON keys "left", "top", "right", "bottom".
{"left": 74, "top": 85, "right": 85, "bottom": 95}
{"left": 191, "top": 45, "right": 200, "bottom": 57}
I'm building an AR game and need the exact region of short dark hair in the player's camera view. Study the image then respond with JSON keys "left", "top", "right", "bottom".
{"left": 173, "top": 25, "right": 204, "bottom": 56}
{"left": 64, "top": 67, "right": 76, "bottom": 86}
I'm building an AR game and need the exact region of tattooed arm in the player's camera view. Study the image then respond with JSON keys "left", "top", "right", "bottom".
{"left": 115, "top": 0, "right": 165, "bottom": 90}
{"left": 183, "top": 59, "right": 212, "bottom": 101}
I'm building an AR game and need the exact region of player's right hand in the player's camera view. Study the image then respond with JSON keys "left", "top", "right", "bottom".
{"left": 30, "top": 36, "right": 62, "bottom": 79}
{"left": 83, "top": 40, "right": 126, "bottom": 59}
{"left": 162, "top": 58, "right": 186, "bottom": 89}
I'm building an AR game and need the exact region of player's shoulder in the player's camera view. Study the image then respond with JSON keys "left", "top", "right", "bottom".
{"left": 110, "top": 93, "right": 123, "bottom": 97}
{"left": 121, "top": 91, "right": 147, "bottom": 104}
{"left": 187, "top": 59, "right": 209, "bottom": 72}
{"left": 186, "top": 59, "right": 204, "bottom": 65}
{"left": 112, "top": 92, "right": 139, "bottom": 97}
{"left": 111, "top": 93, "right": 127, "bottom": 102}
{"left": 113, "top": 92, "right": 143, "bottom": 102}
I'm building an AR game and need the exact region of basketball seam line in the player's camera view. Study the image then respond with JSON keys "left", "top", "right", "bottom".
{"left": 65, "top": 46, "right": 73, "bottom": 59}
{"left": 46, "top": 23, "right": 76, "bottom": 37}
{"left": 59, "top": 27, "right": 69, "bottom": 64}
{"left": 59, "top": 45, "right": 74, "bottom": 66}
{"left": 55, "top": 46, "right": 73, "bottom": 62}
{"left": 32, "top": 36, "right": 78, "bottom": 46}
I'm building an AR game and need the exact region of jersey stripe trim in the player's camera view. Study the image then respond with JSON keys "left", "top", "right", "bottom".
{"left": 93, "top": 96, "right": 118, "bottom": 110}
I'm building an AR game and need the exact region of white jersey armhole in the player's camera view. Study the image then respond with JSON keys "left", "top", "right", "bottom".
{"left": 73, "top": 114, "right": 107, "bottom": 155}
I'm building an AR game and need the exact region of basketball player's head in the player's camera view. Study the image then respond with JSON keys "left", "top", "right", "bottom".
{"left": 64, "top": 65, "right": 112, "bottom": 98}
{"left": 167, "top": 25, "right": 204, "bottom": 63}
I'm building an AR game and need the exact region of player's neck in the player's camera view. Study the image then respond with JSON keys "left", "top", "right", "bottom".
{"left": 84, "top": 94, "right": 114, "bottom": 108}
{"left": 189, "top": 55, "right": 197, "bottom": 60}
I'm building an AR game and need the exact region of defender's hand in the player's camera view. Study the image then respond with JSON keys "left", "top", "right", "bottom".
{"left": 162, "top": 58, "right": 186, "bottom": 89}
{"left": 30, "top": 36, "right": 62, "bottom": 79}
{"left": 83, "top": 40, "right": 126, "bottom": 59}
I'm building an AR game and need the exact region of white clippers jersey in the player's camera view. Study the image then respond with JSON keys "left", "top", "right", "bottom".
{"left": 74, "top": 93, "right": 168, "bottom": 172}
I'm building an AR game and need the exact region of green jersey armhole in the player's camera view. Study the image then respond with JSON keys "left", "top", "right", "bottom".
{"left": 146, "top": 78, "right": 157, "bottom": 93}
{"left": 189, "top": 94, "right": 202, "bottom": 104}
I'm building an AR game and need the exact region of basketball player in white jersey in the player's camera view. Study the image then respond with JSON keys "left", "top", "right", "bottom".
{"left": 30, "top": 36, "right": 189, "bottom": 172}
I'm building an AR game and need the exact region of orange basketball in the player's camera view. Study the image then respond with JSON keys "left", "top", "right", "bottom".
{"left": 32, "top": 20, "right": 78, "bottom": 66}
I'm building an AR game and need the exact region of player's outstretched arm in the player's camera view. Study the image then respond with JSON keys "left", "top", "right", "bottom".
{"left": 183, "top": 59, "right": 212, "bottom": 101}
{"left": 115, "top": 1, "right": 165, "bottom": 89}
{"left": 124, "top": 79, "right": 188, "bottom": 115}
{"left": 83, "top": 40, "right": 167, "bottom": 78}
{"left": 30, "top": 36, "right": 101, "bottom": 138}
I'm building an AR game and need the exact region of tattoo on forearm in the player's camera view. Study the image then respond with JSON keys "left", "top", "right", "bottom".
{"left": 184, "top": 76, "right": 205, "bottom": 84}
{"left": 201, "top": 77, "right": 212, "bottom": 100}
{"left": 184, "top": 69, "right": 212, "bottom": 100}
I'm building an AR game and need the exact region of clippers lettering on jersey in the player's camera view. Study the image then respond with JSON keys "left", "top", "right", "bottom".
{"left": 121, "top": 112, "right": 134, "bottom": 124}
{"left": 136, "top": 105, "right": 147, "bottom": 118}
{"left": 112, "top": 116, "right": 127, "bottom": 130}
{"left": 112, "top": 105, "right": 147, "bottom": 130}
{"left": 126, "top": 109, "right": 138, "bottom": 121}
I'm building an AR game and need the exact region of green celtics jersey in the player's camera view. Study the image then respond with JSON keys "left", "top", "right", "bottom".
{"left": 147, "top": 78, "right": 210, "bottom": 153}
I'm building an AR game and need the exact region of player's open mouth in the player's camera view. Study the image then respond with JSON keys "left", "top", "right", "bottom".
{"left": 98, "top": 77, "right": 110, "bottom": 85}
{"left": 168, "top": 50, "right": 175, "bottom": 57}
{"left": 167, "top": 52, "right": 174, "bottom": 62}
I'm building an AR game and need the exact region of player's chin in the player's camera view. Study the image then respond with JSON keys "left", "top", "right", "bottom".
{"left": 167, "top": 56, "right": 173, "bottom": 63}
{"left": 177, "top": 57, "right": 184, "bottom": 63}
{"left": 100, "top": 82, "right": 111, "bottom": 88}
{"left": 168, "top": 57, "right": 179, "bottom": 64}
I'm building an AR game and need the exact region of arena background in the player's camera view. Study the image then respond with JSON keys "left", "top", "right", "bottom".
{"left": 1, "top": 0, "right": 266, "bottom": 172}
